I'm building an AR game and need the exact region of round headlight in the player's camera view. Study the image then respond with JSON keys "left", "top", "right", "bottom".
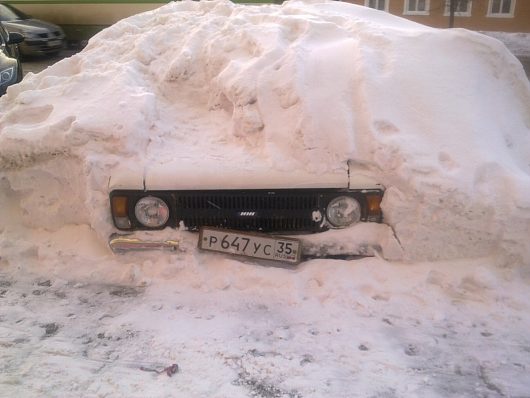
{"left": 134, "top": 196, "right": 169, "bottom": 228}
{"left": 326, "top": 196, "right": 361, "bottom": 228}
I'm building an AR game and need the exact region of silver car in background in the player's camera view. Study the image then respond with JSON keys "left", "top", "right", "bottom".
{"left": 0, "top": 3, "right": 64, "bottom": 57}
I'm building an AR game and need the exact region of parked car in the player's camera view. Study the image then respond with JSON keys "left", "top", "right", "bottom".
{"left": 0, "top": 22, "right": 23, "bottom": 96}
{"left": 0, "top": 3, "right": 64, "bottom": 57}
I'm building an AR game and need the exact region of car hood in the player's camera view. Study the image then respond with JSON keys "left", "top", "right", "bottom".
{"left": 108, "top": 160, "right": 382, "bottom": 191}
{"left": 0, "top": 51, "right": 17, "bottom": 65}
{"left": 144, "top": 164, "right": 350, "bottom": 191}
{"left": 3, "top": 19, "right": 61, "bottom": 34}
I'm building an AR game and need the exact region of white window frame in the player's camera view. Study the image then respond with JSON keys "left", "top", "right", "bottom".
{"left": 443, "top": 0, "right": 472, "bottom": 17}
{"left": 365, "top": 0, "right": 389, "bottom": 12}
{"left": 403, "top": 0, "right": 430, "bottom": 15}
{"left": 487, "top": 0, "right": 516, "bottom": 18}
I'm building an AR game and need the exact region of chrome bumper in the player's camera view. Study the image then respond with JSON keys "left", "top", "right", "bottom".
{"left": 109, "top": 234, "right": 179, "bottom": 253}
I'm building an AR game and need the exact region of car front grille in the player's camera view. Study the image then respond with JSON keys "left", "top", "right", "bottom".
{"left": 175, "top": 191, "right": 321, "bottom": 232}
{"left": 35, "top": 32, "right": 62, "bottom": 39}
{"left": 110, "top": 188, "right": 383, "bottom": 233}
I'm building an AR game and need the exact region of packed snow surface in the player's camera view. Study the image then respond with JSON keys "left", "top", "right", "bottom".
{"left": 1, "top": 2, "right": 530, "bottom": 396}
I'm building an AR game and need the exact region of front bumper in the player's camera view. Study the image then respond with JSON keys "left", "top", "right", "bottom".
{"left": 109, "top": 234, "right": 179, "bottom": 253}
{"left": 108, "top": 222, "right": 404, "bottom": 261}
{"left": 20, "top": 39, "right": 65, "bottom": 56}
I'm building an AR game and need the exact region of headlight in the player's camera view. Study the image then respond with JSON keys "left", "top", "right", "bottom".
{"left": 0, "top": 67, "right": 15, "bottom": 85}
{"left": 326, "top": 196, "right": 361, "bottom": 228}
{"left": 22, "top": 32, "right": 40, "bottom": 40}
{"left": 134, "top": 196, "right": 170, "bottom": 228}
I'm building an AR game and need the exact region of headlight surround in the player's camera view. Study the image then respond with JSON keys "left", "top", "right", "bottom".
{"left": 134, "top": 196, "right": 170, "bottom": 228}
{"left": 325, "top": 196, "right": 361, "bottom": 228}
{"left": 0, "top": 67, "right": 15, "bottom": 85}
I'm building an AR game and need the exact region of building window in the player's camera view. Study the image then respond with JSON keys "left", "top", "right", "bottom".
{"left": 365, "top": 0, "right": 389, "bottom": 12}
{"left": 444, "top": 0, "right": 472, "bottom": 17}
{"left": 404, "top": 0, "right": 430, "bottom": 15}
{"left": 488, "top": 0, "right": 516, "bottom": 17}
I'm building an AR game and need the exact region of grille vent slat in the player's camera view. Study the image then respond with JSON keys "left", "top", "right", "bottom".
{"left": 176, "top": 191, "right": 321, "bottom": 232}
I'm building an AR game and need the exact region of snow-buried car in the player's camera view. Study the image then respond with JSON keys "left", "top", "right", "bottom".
{"left": 107, "top": 165, "right": 394, "bottom": 262}
{"left": 1, "top": 0, "right": 529, "bottom": 264}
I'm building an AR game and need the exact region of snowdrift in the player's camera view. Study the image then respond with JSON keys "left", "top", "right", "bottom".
{"left": 1, "top": 0, "right": 529, "bottom": 264}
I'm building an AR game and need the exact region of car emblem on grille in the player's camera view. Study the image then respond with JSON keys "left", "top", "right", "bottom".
{"left": 239, "top": 211, "right": 256, "bottom": 217}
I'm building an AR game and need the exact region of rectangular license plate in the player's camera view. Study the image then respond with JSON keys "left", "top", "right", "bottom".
{"left": 48, "top": 40, "right": 61, "bottom": 47}
{"left": 198, "top": 227, "right": 302, "bottom": 265}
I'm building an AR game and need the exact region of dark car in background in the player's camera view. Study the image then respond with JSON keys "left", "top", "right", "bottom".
{"left": 0, "top": 22, "right": 23, "bottom": 95}
{"left": 0, "top": 3, "right": 64, "bottom": 57}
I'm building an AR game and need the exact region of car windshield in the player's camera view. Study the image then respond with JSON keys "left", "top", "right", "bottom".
{"left": 0, "top": 4, "right": 29, "bottom": 21}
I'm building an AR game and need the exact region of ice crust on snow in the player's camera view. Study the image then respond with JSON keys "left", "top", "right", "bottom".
{"left": 0, "top": 0, "right": 530, "bottom": 263}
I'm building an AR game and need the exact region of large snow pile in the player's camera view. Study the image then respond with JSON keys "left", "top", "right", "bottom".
{"left": 1, "top": 0, "right": 530, "bottom": 264}
{"left": 1, "top": 3, "right": 530, "bottom": 396}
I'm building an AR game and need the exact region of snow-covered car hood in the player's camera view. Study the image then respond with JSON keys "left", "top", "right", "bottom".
{"left": 110, "top": 164, "right": 350, "bottom": 191}
{"left": 109, "top": 160, "right": 382, "bottom": 191}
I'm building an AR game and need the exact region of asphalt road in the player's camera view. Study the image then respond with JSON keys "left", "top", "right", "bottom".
{"left": 520, "top": 56, "right": 530, "bottom": 78}
{"left": 21, "top": 49, "right": 78, "bottom": 76}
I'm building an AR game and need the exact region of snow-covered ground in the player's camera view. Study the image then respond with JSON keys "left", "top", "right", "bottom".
{"left": 1, "top": 253, "right": 530, "bottom": 397}
{"left": 1, "top": 1, "right": 530, "bottom": 396}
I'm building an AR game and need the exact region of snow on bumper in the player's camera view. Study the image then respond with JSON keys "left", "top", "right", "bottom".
{"left": 108, "top": 222, "right": 403, "bottom": 261}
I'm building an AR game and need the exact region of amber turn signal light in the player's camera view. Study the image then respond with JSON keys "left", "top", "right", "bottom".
{"left": 111, "top": 196, "right": 128, "bottom": 217}
{"left": 111, "top": 196, "right": 132, "bottom": 229}
{"left": 365, "top": 193, "right": 383, "bottom": 221}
